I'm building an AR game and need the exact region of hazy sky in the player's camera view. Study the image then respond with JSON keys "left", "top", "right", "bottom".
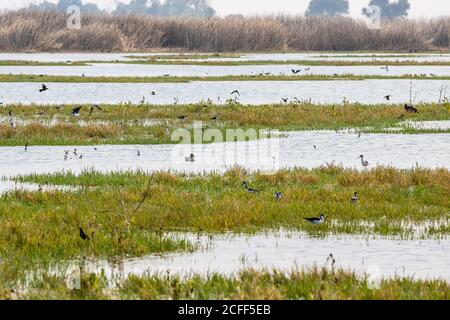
{"left": 2, "top": 0, "right": 450, "bottom": 18}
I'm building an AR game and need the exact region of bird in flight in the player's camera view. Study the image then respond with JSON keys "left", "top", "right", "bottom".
{"left": 231, "top": 90, "right": 240, "bottom": 96}
{"left": 384, "top": 95, "right": 391, "bottom": 101}
{"left": 89, "top": 104, "right": 102, "bottom": 116}
{"left": 71, "top": 106, "right": 83, "bottom": 117}
{"left": 291, "top": 69, "right": 301, "bottom": 75}
{"left": 281, "top": 98, "right": 288, "bottom": 103}
{"left": 39, "top": 84, "right": 48, "bottom": 92}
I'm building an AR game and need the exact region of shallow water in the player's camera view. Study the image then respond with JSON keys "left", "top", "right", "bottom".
{"left": 2, "top": 64, "right": 450, "bottom": 77}
{"left": 1, "top": 79, "right": 449, "bottom": 105}
{"left": 0, "top": 53, "right": 159, "bottom": 62}
{"left": 0, "top": 131, "right": 448, "bottom": 178}
{"left": 79, "top": 232, "right": 449, "bottom": 281}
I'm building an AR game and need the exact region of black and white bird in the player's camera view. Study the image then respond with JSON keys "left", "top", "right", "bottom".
{"left": 291, "top": 69, "right": 301, "bottom": 75}
{"left": 185, "top": 153, "right": 195, "bottom": 162}
{"left": 243, "top": 181, "right": 260, "bottom": 193}
{"left": 404, "top": 104, "right": 418, "bottom": 113}
{"left": 357, "top": 155, "right": 369, "bottom": 168}
{"left": 71, "top": 106, "right": 83, "bottom": 117}
{"left": 384, "top": 95, "right": 391, "bottom": 101}
{"left": 39, "top": 84, "right": 48, "bottom": 92}
{"left": 25, "top": 142, "right": 29, "bottom": 151}
{"left": 230, "top": 90, "right": 240, "bottom": 96}
{"left": 281, "top": 98, "right": 288, "bottom": 103}
{"left": 351, "top": 192, "right": 359, "bottom": 203}
{"left": 274, "top": 191, "right": 282, "bottom": 200}
{"left": 304, "top": 213, "right": 325, "bottom": 225}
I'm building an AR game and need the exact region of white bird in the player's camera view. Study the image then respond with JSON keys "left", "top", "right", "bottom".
{"left": 357, "top": 155, "right": 369, "bottom": 168}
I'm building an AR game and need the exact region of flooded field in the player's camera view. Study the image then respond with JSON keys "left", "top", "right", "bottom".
{"left": 82, "top": 231, "right": 449, "bottom": 281}
{"left": 1, "top": 79, "right": 449, "bottom": 105}
{"left": 0, "top": 131, "right": 448, "bottom": 179}
{"left": 2, "top": 64, "right": 450, "bottom": 77}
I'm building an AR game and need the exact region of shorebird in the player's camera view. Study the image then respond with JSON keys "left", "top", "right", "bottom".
{"left": 185, "top": 153, "right": 195, "bottom": 162}
{"left": 89, "top": 104, "right": 102, "bottom": 116}
{"left": 71, "top": 106, "right": 83, "bottom": 117}
{"left": 351, "top": 192, "right": 359, "bottom": 203}
{"left": 151, "top": 91, "right": 156, "bottom": 96}
{"left": 384, "top": 95, "right": 391, "bottom": 101}
{"left": 381, "top": 66, "right": 389, "bottom": 72}
{"left": 25, "top": 142, "right": 28, "bottom": 151}
{"left": 39, "top": 84, "right": 48, "bottom": 92}
{"left": 304, "top": 213, "right": 325, "bottom": 225}
{"left": 274, "top": 191, "right": 282, "bottom": 200}
{"left": 357, "top": 155, "right": 369, "bottom": 168}
{"left": 404, "top": 104, "right": 418, "bottom": 113}
{"left": 243, "top": 181, "right": 260, "bottom": 193}
{"left": 291, "top": 69, "right": 301, "bottom": 75}
{"left": 78, "top": 225, "right": 90, "bottom": 241}
{"left": 230, "top": 90, "right": 240, "bottom": 96}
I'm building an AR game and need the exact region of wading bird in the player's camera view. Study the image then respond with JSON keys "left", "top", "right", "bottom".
{"left": 357, "top": 155, "right": 369, "bottom": 168}
{"left": 71, "top": 106, "right": 83, "bottom": 117}
{"left": 404, "top": 104, "right": 418, "bottom": 113}
{"left": 39, "top": 84, "right": 48, "bottom": 92}
{"left": 185, "top": 153, "right": 195, "bottom": 162}
{"left": 137, "top": 149, "right": 141, "bottom": 157}
{"left": 304, "top": 213, "right": 325, "bottom": 225}
{"left": 25, "top": 142, "right": 28, "bottom": 151}
{"left": 243, "top": 181, "right": 260, "bottom": 193}
{"left": 78, "top": 225, "right": 90, "bottom": 241}
{"left": 351, "top": 192, "right": 359, "bottom": 203}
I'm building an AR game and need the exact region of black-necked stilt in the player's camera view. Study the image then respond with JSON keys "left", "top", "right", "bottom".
{"left": 137, "top": 149, "right": 141, "bottom": 157}
{"left": 291, "top": 69, "right": 301, "bottom": 75}
{"left": 243, "top": 181, "right": 260, "bottom": 193}
{"left": 357, "top": 155, "right": 369, "bottom": 168}
{"left": 351, "top": 192, "right": 359, "bottom": 203}
{"left": 381, "top": 66, "right": 389, "bottom": 72}
{"left": 64, "top": 150, "right": 69, "bottom": 160}
{"left": 185, "top": 153, "right": 195, "bottom": 162}
{"left": 384, "top": 95, "right": 391, "bottom": 101}
{"left": 274, "top": 191, "right": 282, "bottom": 200}
{"left": 78, "top": 225, "right": 90, "bottom": 241}
{"left": 71, "top": 106, "right": 82, "bottom": 117}
{"left": 304, "top": 213, "right": 325, "bottom": 224}
{"left": 230, "top": 90, "right": 240, "bottom": 96}
{"left": 73, "top": 148, "right": 78, "bottom": 157}
{"left": 39, "top": 84, "right": 48, "bottom": 92}
{"left": 25, "top": 142, "right": 28, "bottom": 151}
{"left": 404, "top": 104, "right": 418, "bottom": 113}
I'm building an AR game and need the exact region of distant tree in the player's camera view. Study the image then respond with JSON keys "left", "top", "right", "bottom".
{"left": 362, "top": 0, "right": 410, "bottom": 19}
{"left": 305, "top": 0, "right": 349, "bottom": 17}
{"left": 29, "top": 0, "right": 102, "bottom": 14}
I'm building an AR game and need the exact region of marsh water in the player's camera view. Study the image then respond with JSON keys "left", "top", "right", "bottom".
{"left": 1, "top": 79, "right": 449, "bottom": 105}
{"left": 0, "top": 131, "right": 448, "bottom": 179}
{"left": 76, "top": 232, "right": 449, "bottom": 281}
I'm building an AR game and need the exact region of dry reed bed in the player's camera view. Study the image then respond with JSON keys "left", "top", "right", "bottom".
{"left": 1, "top": 11, "right": 450, "bottom": 52}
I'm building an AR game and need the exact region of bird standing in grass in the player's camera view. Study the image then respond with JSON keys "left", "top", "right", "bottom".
{"left": 243, "top": 181, "right": 260, "bottom": 193}
{"left": 351, "top": 192, "right": 359, "bottom": 203}
{"left": 304, "top": 213, "right": 325, "bottom": 225}
{"left": 78, "top": 225, "right": 90, "bottom": 241}
{"left": 357, "top": 155, "right": 369, "bottom": 168}
{"left": 39, "top": 84, "right": 48, "bottom": 92}
{"left": 274, "top": 192, "right": 282, "bottom": 200}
